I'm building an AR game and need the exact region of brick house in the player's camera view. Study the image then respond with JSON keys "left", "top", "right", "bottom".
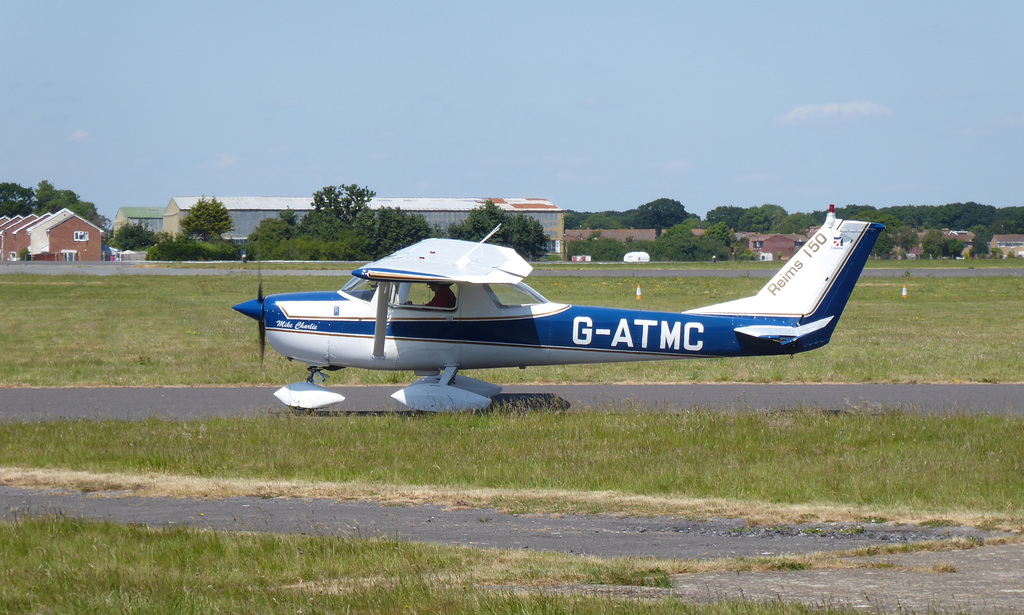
{"left": 27, "top": 209, "right": 105, "bottom": 261}
{"left": 991, "top": 234, "right": 1024, "bottom": 258}
{"left": 0, "top": 209, "right": 107, "bottom": 262}
{"left": 746, "top": 233, "right": 807, "bottom": 260}
{"left": 0, "top": 213, "right": 51, "bottom": 261}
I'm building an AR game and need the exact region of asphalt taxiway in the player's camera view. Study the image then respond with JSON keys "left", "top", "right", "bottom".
{"left": 2, "top": 383, "right": 1023, "bottom": 421}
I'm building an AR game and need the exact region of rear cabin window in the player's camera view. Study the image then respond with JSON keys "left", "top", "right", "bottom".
{"left": 483, "top": 283, "right": 548, "bottom": 308}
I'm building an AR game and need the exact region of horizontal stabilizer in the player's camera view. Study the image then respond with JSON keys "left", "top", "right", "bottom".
{"left": 734, "top": 316, "right": 833, "bottom": 346}
{"left": 274, "top": 382, "right": 346, "bottom": 410}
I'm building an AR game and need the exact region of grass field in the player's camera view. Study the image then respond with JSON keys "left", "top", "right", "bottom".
{"left": 4, "top": 410, "right": 1023, "bottom": 528}
{"left": 9, "top": 515, "right": 947, "bottom": 614}
{"left": 2, "top": 269, "right": 1022, "bottom": 612}
{"left": 3, "top": 409, "right": 1021, "bottom": 612}
{"left": 0, "top": 272, "right": 1021, "bottom": 386}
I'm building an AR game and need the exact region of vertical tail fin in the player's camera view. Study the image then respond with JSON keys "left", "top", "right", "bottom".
{"left": 687, "top": 216, "right": 883, "bottom": 320}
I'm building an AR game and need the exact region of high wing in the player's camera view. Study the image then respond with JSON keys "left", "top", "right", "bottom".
{"left": 349, "top": 236, "right": 534, "bottom": 363}
{"left": 351, "top": 237, "right": 532, "bottom": 284}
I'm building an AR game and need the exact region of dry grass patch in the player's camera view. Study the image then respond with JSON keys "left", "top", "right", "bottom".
{"left": 3, "top": 466, "right": 1020, "bottom": 532}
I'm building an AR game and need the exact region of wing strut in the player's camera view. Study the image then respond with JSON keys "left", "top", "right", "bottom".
{"left": 372, "top": 281, "right": 391, "bottom": 358}
{"left": 455, "top": 224, "right": 502, "bottom": 269}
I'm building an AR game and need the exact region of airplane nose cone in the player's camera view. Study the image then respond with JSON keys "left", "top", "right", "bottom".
{"left": 233, "top": 298, "right": 264, "bottom": 321}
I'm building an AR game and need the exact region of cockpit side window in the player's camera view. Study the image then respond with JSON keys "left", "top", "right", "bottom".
{"left": 389, "top": 282, "right": 458, "bottom": 310}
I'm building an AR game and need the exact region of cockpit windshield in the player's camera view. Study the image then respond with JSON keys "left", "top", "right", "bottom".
{"left": 340, "top": 277, "right": 378, "bottom": 302}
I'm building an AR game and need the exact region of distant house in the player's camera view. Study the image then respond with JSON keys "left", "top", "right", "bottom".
{"left": 564, "top": 228, "right": 658, "bottom": 243}
{"left": 113, "top": 207, "right": 165, "bottom": 232}
{"left": 0, "top": 209, "right": 105, "bottom": 261}
{"left": 991, "top": 234, "right": 1024, "bottom": 258}
{"left": 162, "top": 196, "right": 565, "bottom": 254}
{"left": 746, "top": 233, "right": 807, "bottom": 260}
{"left": 1, "top": 215, "right": 37, "bottom": 260}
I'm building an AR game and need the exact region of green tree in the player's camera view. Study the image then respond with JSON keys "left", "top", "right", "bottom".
{"left": 0, "top": 182, "right": 35, "bottom": 217}
{"left": 992, "top": 207, "right": 1024, "bottom": 234}
{"left": 581, "top": 212, "right": 625, "bottom": 229}
{"left": 775, "top": 212, "right": 818, "bottom": 235}
{"left": 367, "top": 207, "right": 432, "bottom": 259}
{"left": 704, "top": 205, "right": 745, "bottom": 230}
{"left": 629, "top": 198, "right": 695, "bottom": 231}
{"left": 109, "top": 223, "right": 157, "bottom": 250}
{"left": 311, "top": 184, "right": 375, "bottom": 226}
{"left": 704, "top": 221, "right": 734, "bottom": 248}
{"left": 245, "top": 216, "right": 295, "bottom": 258}
{"left": 919, "top": 229, "right": 947, "bottom": 258}
{"left": 654, "top": 225, "right": 728, "bottom": 261}
{"left": 33, "top": 180, "right": 108, "bottom": 228}
{"left": 297, "top": 208, "right": 347, "bottom": 242}
{"left": 181, "top": 196, "right": 233, "bottom": 241}
{"left": 299, "top": 185, "right": 377, "bottom": 245}
{"left": 738, "top": 204, "right": 788, "bottom": 233}
{"left": 969, "top": 225, "right": 994, "bottom": 258}
{"left": 871, "top": 229, "right": 895, "bottom": 258}
{"left": 892, "top": 225, "right": 920, "bottom": 256}
{"left": 446, "top": 200, "right": 549, "bottom": 260}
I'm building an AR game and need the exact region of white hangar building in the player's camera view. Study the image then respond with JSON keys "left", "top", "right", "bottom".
{"left": 163, "top": 196, "right": 565, "bottom": 254}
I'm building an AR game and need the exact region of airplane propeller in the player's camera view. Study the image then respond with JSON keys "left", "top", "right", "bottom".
{"left": 232, "top": 272, "right": 267, "bottom": 365}
{"left": 256, "top": 276, "right": 266, "bottom": 364}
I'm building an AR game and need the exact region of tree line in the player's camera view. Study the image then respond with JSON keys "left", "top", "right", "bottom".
{"left": 0, "top": 181, "right": 109, "bottom": 228}
{"left": 10, "top": 177, "right": 1022, "bottom": 262}
{"left": 115, "top": 186, "right": 550, "bottom": 262}
{"left": 565, "top": 199, "right": 1024, "bottom": 260}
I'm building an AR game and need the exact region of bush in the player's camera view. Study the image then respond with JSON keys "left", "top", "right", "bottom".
{"left": 146, "top": 236, "right": 240, "bottom": 261}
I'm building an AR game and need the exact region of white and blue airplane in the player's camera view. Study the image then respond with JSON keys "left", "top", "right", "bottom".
{"left": 234, "top": 207, "right": 883, "bottom": 411}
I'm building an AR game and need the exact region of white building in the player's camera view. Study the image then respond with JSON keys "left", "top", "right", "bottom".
{"left": 162, "top": 196, "right": 565, "bottom": 253}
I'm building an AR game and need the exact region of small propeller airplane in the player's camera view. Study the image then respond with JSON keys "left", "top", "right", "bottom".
{"left": 234, "top": 205, "right": 883, "bottom": 412}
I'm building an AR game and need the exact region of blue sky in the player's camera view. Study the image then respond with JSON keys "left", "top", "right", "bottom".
{"left": 3, "top": 1, "right": 1022, "bottom": 222}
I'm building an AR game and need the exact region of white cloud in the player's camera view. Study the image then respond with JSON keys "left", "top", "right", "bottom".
{"left": 778, "top": 101, "right": 892, "bottom": 125}
{"left": 69, "top": 129, "right": 90, "bottom": 142}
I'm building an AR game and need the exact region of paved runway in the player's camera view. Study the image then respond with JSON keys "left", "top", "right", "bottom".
{"left": 2, "top": 383, "right": 1023, "bottom": 421}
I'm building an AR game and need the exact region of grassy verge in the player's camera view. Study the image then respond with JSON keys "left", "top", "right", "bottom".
{"left": 3, "top": 411, "right": 1022, "bottom": 527}
{"left": 2, "top": 515, "right": 987, "bottom": 614}
{"left": 1, "top": 274, "right": 1022, "bottom": 386}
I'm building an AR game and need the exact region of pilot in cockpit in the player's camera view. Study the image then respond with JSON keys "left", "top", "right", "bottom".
{"left": 425, "top": 282, "right": 456, "bottom": 308}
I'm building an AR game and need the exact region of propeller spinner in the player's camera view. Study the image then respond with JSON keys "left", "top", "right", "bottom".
{"left": 232, "top": 279, "right": 266, "bottom": 363}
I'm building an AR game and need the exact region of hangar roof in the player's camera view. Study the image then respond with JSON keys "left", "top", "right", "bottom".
{"left": 168, "top": 196, "right": 560, "bottom": 213}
